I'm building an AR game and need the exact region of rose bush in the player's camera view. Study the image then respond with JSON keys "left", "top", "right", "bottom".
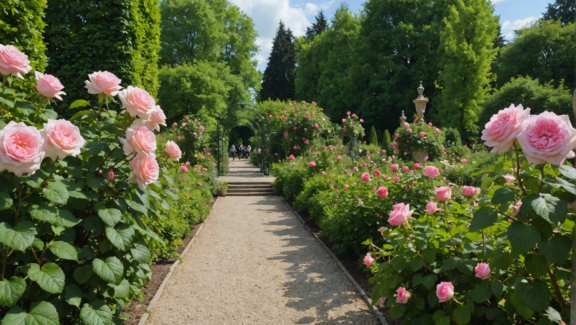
{"left": 394, "top": 119, "right": 445, "bottom": 161}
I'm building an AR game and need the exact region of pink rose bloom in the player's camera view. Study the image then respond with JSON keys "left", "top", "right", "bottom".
{"left": 344, "top": 170, "right": 348, "bottom": 174}
{"left": 119, "top": 86, "right": 155, "bottom": 119}
{"left": 413, "top": 163, "right": 420, "bottom": 169}
{"left": 0, "top": 45, "right": 32, "bottom": 79}
{"left": 344, "top": 184, "right": 348, "bottom": 190}
{"left": 305, "top": 139, "right": 309, "bottom": 144}
{"left": 206, "top": 152, "right": 211, "bottom": 156}
{"left": 121, "top": 120, "right": 156, "bottom": 156}
{"left": 396, "top": 287, "right": 410, "bottom": 304}
{"left": 84, "top": 71, "right": 122, "bottom": 96}
{"left": 462, "top": 159, "right": 467, "bottom": 163}
{"left": 145, "top": 106, "right": 167, "bottom": 132}
{"left": 293, "top": 126, "right": 297, "bottom": 130}
{"left": 309, "top": 161, "right": 316, "bottom": 167}
{"left": 510, "top": 201, "right": 522, "bottom": 215}
{"left": 419, "top": 132, "right": 425, "bottom": 137}
{"left": 476, "top": 187, "right": 481, "bottom": 195}
{"left": 361, "top": 162, "right": 367, "bottom": 167}
{"left": 342, "top": 118, "right": 346, "bottom": 122}
{"left": 353, "top": 167, "right": 359, "bottom": 172}
{"left": 129, "top": 155, "right": 159, "bottom": 190}
{"left": 360, "top": 119, "right": 364, "bottom": 123}
{"left": 178, "top": 177, "right": 183, "bottom": 181}
{"left": 347, "top": 111, "right": 351, "bottom": 115}
{"left": 181, "top": 122, "right": 186, "bottom": 127}
{"left": 482, "top": 104, "right": 530, "bottom": 154}
{"left": 361, "top": 172, "right": 370, "bottom": 182}
{"left": 463, "top": 186, "right": 476, "bottom": 197}
{"left": 395, "top": 134, "right": 400, "bottom": 138}
{"left": 197, "top": 182, "right": 202, "bottom": 186}
{"left": 0, "top": 121, "right": 45, "bottom": 176}
{"left": 422, "top": 166, "right": 439, "bottom": 178}
{"left": 269, "top": 115, "right": 273, "bottom": 118}
{"left": 199, "top": 125, "right": 205, "bottom": 131}
{"left": 436, "top": 282, "right": 454, "bottom": 303}
{"left": 402, "top": 166, "right": 409, "bottom": 172}
{"left": 363, "top": 253, "right": 374, "bottom": 266}
{"left": 185, "top": 161, "right": 190, "bottom": 166}
{"left": 315, "top": 123, "right": 319, "bottom": 129}
{"left": 374, "top": 169, "right": 381, "bottom": 177}
{"left": 475, "top": 262, "right": 490, "bottom": 279}
{"left": 388, "top": 203, "right": 413, "bottom": 226}
{"left": 108, "top": 171, "right": 114, "bottom": 181}
{"left": 435, "top": 186, "right": 452, "bottom": 201}
{"left": 503, "top": 174, "right": 515, "bottom": 184}
{"left": 284, "top": 132, "right": 288, "bottom": 138}
{"left": 376, "top": 186, "right": 388, "bottom": 198}
{"left": 185, "top": 116, "right": 189, "bottom": 121}
{"left": 178, "top": 136, "right": 182, "bottom": 141}
{"left": 173, "top": 122, "right": 177, "bottom": 127}
{"left": 289, "top": 155, "right": 295, "bottom": 160}
{"left": 35, "top": 71, "right": 66, "bottom": 100}
{"left": 180, "top": 165, "right": 188, "bottom": 173}
{"left": 425, "top": 201, "right": 439, "bottom": 215}
{"left": 41, "top": 119, "right": 86, "bottom": 160}
{"left": 337, "top": 156, "right": 342, "bottom": 161}
{"left": 164, "top": 141, "right": 182, "bottom": 161}
{"left": 393, "top": 176, "right": 399, "bottom": 182}
{"left": 517, "top": 111, "right": 576, "bottom": 165}
{"left": 391, "top": 164, "right": 399, "bottom": 172}
{"left": 408, "top": 129, "right": 412, "bottom": 133}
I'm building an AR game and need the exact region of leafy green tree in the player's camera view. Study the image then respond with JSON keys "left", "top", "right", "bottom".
{"left": 306, "top": 11, "right": 328, "bottom": 42}
{"left": 261, "top": 21, "right": 296, "bottom": 101}
{"left": 369, "top": 126, "right": 378, "bottom": 146}
{"left": 382, "top": 129, "right": 392, "bottom": 154}
{"left": 542, "top": 0, "right": 575, "bottom": 25}
{"left": 493, "top": 20, "right": 575, "bottom": 90}
{"left": 435, "top": 0, "right": 498, "bottom": 136}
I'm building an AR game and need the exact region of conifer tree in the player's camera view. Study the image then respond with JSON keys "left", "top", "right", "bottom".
{"left": 261, "top": 21, "right": 296, "bottom": 101}
{"left": 382, "top": 130, "right": 392, "bottom": 155}
{"left": 306, "top": 11, "right": 328, "bottom": 42}
{"left": 369, "top": 126, "right": 379, "bottom": 146}
{"left": 543, "top": 0, "right": 575, "bottom": 25}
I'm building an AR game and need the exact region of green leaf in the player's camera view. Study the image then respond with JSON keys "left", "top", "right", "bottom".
{"left": 0, "top": 277, "right": 26, "bottom": 307}
{"left": 70, "top": 99, "right": 91, "bottom": 110}
{"left": 0, "top": 97, "right": 15, "bottom": 108}
{"left": 3, "top": 301, "right": 59, "bottom": 325}
{"left": 74, "top": 265, "right": 93, "bottom": 284}
{"left": 469, "top": 207, "right": 498, "bottom": 232}
{"left": 110, "top": 279, "right": 131, "bottom": 299}
{"left": 533, "top": 194, "right": 567, "bottom": 224}
{"left": 544, "top": 306, "right": 563, "bottom": 324}
{"left": 80, "top": 300, "right": 113, "bottom": 325}
{"left": 389, "top": 303, "right": 405, "bottom": 319}
{"left": 127, "top": 200, "right": 147, "bottom": 216}
{"left": 0, "top": 221, "right": 36, "bottom": 251}
{"left": 452, "top": 306, "right": 471, "bottom": 325}
{"left": 517, "top": 279, "right": 550, "bottom": 313}
{"left": 557, "top": 164, "right": 576, "bottom": 180}
{"left": 105, "top": 227, "right": 125, "bottom": 250}
{"left": 410, "top": 258, "right": 425, "bottom": 271}
{"left": 64, "top": 284, "right": 83, "bottom": 308}
{"left": 440, "top": 256, "right": 460, "bottom": 272}
{"left": 28, "top": 203, "right": 58, "bottom": 224}
{"left": 539, "top": 235, "right": 571, "bottom": 265}
{"left": 0, "top": 192, "right": 12, "bottom": 210}
{"left": 96, "top": 203, "right": 122, "bottom": 227}
{"left": 49, "top": 241, "right": 78, "bottom": 261}
{"left": 525, "top": 253, "right": 548, "bottom": 278}
{"left": 56, "top": 209, "right": 81, "bottom": 228}
{"left": 43, "top": 180, "right": 69, "bottom": 204}
{"left": 27, "top": 263, "right": 65, "bottom": 294}
{"left": 507, "top": 221, "right": 541, "bottom": 254}
{"left": 131, "top": 242, "right": 151, "bottom": 264}
{"left": 480, "top": 176, "right": 494, "bottom": 190}
{"left": 69, "top": 109, "right": 93, "bottom": 121}
{"left": 491, "top": 280, "right": 504, "bottom": 296}
{"left": 421, "top": 274, "right": 438, "bottom": 290}
{"left": 490, "top": 247, "right": 512, "bottom": 270}
{"left": 93, "top": 257, "right": 124, "bottom": 284}
{"left": 491, "top": 187, "right": 515, "bottom": 205}
{"left": 471, "top": 282, "right": 492, "bottom": 303}
{"left": 116, "top": 224, "right": 135, "bottom": 247}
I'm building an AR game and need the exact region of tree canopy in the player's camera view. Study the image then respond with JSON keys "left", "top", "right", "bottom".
{"left": 306, "top": 11, "right": 328, "bottom": 42}
{"left": 542, "top": 0, "right": 575, "bottom": 25}
{"left": 260, "top": 21, "right": 296, "bottom": 101}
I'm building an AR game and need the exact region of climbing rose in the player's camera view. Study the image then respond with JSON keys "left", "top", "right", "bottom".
{"left": 422, "top": 166, "right": 439, "bottom": 178}
{"left": 388, "top": 203, "right": 413, "bottom": 226}
{"left": 145, "top": 106, "right": 167, "bottom": 131}
{"left": 173, "top": 122, "right": 177, "bottom": 127}
{"left": 390, "top": 164, "right": 399, "bottom": 172}
{"left": 463, "top": 186, "right": 476, "bottom": 197}
{"left": 363, "top": 253, "right": 374, "bottom": 266}
{"left": 129, "top": 155, "right": 159, "bottom": 190}
{"left": 503, "top": 175, "right": 515, "bottom": 184}
{"left": 164, "top": 141, "right": 182, "bottom": 161}
{"left": 84, "top": 71, "right": 122, "bottom": 96}
{"left": 41, "top": 119, "right": 86, "bottom": 160}
{"left": 361, "top": 172, "right": 370, "bottom": 182}
{"left": 119, "top": 86, "right": 155, "bottom": 119}
{"left": 0, "top": 121, "right": 45, "bottom": 176}
{"left": 396, "top": 287, "right": 410, "bottom": 304}
{"left": 425, "top": 201, "right": 439, "bottom": 215}
{"left": 436, "top": 282, "right": 454, "bottom": 303}
{"left": 481, "top": 104, "right": 529, "bottom": 154}
{"left": 121, "top": 121, "right": 156, "bottom": 156}
{"left": 35, "top": 71, "right": 66, "bottom": 100}
{"left": 376, "top": 187, "right": 388, "bottom": 198}
{"left": 475, "top": 262, "right": 490, "bottom": 279}
{"left": 435, "top": 187, "right": 452, "bottom": 201}
{"left": 309, "top": 161, "right": 316, "bottom": 167}
{"left": 0, "top": 45, "right": 32, "bottom": 79}
{"left": 516, "top": 111, "right": 576, "bottom": 165}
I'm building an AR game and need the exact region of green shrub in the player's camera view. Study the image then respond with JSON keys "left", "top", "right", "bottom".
{"left": 442, "top": 127, "right": 462, "bottom": 147}
{"left": 382, "top": 129, "right": 392, "bottom": 154}
{"left": 394, "top": 121, "right": 445, "bottom": 161}
{"left": 369, "top": 126, "right": 378, "bottom": 146}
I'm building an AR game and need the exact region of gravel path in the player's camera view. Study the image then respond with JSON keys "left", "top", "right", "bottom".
{"left": 146, "top": 194, "right": 378, "bottom": 324}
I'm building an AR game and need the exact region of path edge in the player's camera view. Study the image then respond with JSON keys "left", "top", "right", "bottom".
{"left": 137, "top": 196, "right": 220, "bottom": 325}
{"left": 282, "top": 199, "right": 388, "bottom": 325}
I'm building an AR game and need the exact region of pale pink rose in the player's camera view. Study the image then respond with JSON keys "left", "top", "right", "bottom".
{"left": 353, "top": 166, "right": 359, "bottom": 172}
{"left": 481, "top": 104, "right": 530, "bottom": 154}
{"left": 129, "top": 155, "right": 159, "bottom": 190}
{"left": 363, "top": 253, "right": 374, "bottom": 266}
{"left": 361, "top": 172, "right": 370, "bottom": 181}
{"left": 388, "top": 203, "right": 413, "bottom": 226}
{"left": 390, "top": 164, "right": 399, "bottom": 172}
{"left": 422, "top": 166, "right": 439, "bottom": 178}
{"left": 376, "top": 187, "right": 388, "bottom": 198}
{"left": 84, "top": 71, "right": 122, "bottom": 96}
{"left": 475, "top": 262, "right": 490, "bottom": 279}
{"left": 0, "top": 45, "right": 32, "bottom": 79}
{"left": 425, "top": 201, "right": 439, "bottom": 215}
{"left": 517, "top": 111, "right": 576, "bottom": 165}
{"left": 145, "top": 106, "right": 167, "bottom": 132}
{"left": 435, "top": 186, "right": 452, "bottom": 201}
{"left": 164, "top": 141, "right": 182, "bottom": 161}
{"left": 309, "top": 161, "right": 316, "bottom": 167}
{"left": 182, "top": 123, "right": 186, "bottom": 127}
{"left": 40, "top": 119, "right": 86, "bottom": 160}
{"left": 510, "top": 201, "right": 522, "bottom": 215}
{"left": 476, "top": 187, "right": 481, "bottom": 195}
{"left": 503, "top": 175, "right": 515, "bottom": 184}
{"left": 35, "top": 71, "right": 66, "bottom": 100}
{"left": 0, "top": 121, "right": 45, "bottom": 176}
{"left": 120, "top": 120, "right": 156, "bottom": 156}
{"left": 436, "top": 282, "right": 454, "bottom": 303}
{"left": 463, "top": 186, "right": 476, "bottom": 197}
{"left": 396, "top": 287, "right": 410, "bottom": 304}
{"left": 118, "top": 86, "right": 156, "bottom": 119}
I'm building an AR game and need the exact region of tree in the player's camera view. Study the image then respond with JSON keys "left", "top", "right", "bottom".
{"left": 542, "top": 0, "right": 575, "bottom": 25}
{"left": 493, "top": 23, "right": 507, "bottom": 49}
{"left": 435, "top": 0, "right": 498, "bottom": 137}
{"left": 306, "top": 11, "right": 328, "bottom": 42}
{"left": 260, "top": 21, "right": 296, "bottom": 101}
{"left": 382, "top": 130, "right": 392, "bottom": 155}
{"left": 369, "top": 126, "right": 379, "bottom": 146}
{"left": 493, "top": 20, "right": 575, "bottom": 90}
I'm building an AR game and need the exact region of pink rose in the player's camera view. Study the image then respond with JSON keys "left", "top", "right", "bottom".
{"left": 305, "top": 139, "right": 309, "bottom": 144}
{"left": 435, "top": 186, "right": 452, "bottom": 201}
{"left": 173, "top": 122, "right": 177, "bottom": 127}
{"left": 482, "top": 104, "right": 529, "bottom": 154}
{"left": 0, "top": 45, "right": 32, "bottom": 79}
{"left": 129, "top": 155, "right": 159, "bottom": 190}
{"left": 425, "top": 201, "right": 439, "bottom": 215}
{"left": 344, "top": 184, "right": 348, "bottom": 190}
{"left": 178, "top": 136, "right": 182, "bottom": 141}
{"left": 121, "top": 121, "right": 156, "bottom": 156}
{"left": 363, "top": 253, "right": 374, "bottom": 266}
{"left": 361, "top": 172, "right": 370, "bottom": 182}
{"left": 315, "top": 123, "right": 319, "bottom": 129}
{"left": 284, "top": 132, "right": 288, "bottom": 138}
{"left": 422, "top": 166, "right": 439, "bottom": 178}
{"left": 517, "top": 111, "right": 576, "bottom": 165}
{"left": 463, "top": 186, "right": 476, "bottom": 197}
{"left": 402, "top": 166, "right": 409, "bottom": 172}
{"left": 41, "top": 119, "right": 86, "bottom": 160}
{"left": 0, "top": 121, "right": 45, "bottom": 176}
{"left": 180, "top": 166, "right": 188, "bottom": 173}
{"left": 476, "top": 187, "right": 481, "bottom": 195}
{"left": 84, "top": 71, "right": 122, "bottom": 96}
{"left": 337, "top": 156, "right": 342, "bottom": 161}
{"left": 393, "top": 176, "right": 399, "bottom": 182}
{"left": 185, "top": 161, "right": 190, "bottom": 166}
{"left": 309, "top": 161, "right": 316, "bottom": 167}
{"left": 436, "top": 282, "right": 454, "bottom": 303}
{"left": 388, "top": 203, "right": 413, "bottom": 226}
{"left": 475, "top": 262, "right": 490, "bottom": 279}
{"left": 118, "top": 86, "right": 156, "bottom": 119}
{"left": 289, "top": 155, "right": 295, "bottom": 160}
{"left": 35, "top": 71, "right": 66, "bottom": 100}
{"left": 165, "top": 141, "right": 182, "bottom": 161}
{"left": 391, "top": 164, "right": 399, "bottom": 172}
{"left": 462, "top": 159, "right": 467, "bottom": 163}
{"left": 361, "top": 162, "right": 367, "bottom": 166}
{"left": 374, "top": 169, "right": 381, "bottom": 177}
{"left": 396, "top": 287, "right": 410, "bottom": 304}
{"left": 503, "top": 175, "right": 515, "bottom": 184}
{"left": 199, "top": 126, "right": 205, "bottom": 131}
{"left": 182, "top": 122, "right": 186, "bottom": 127}
{"left": 376, "top": 186, "right": 388, "bottom": 198}
{"left": 353, "top": 167, "right": 358, "bottom": 172}
{"left": 145, "top": 106, "right": 167, "bottom": 132}
{"left": 108, "top": 171, "right": 114, "bottom": 180}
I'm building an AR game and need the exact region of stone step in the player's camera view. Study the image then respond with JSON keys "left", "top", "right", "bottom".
{"left": 227, "top": 189, "right": 274, "bottom": 193}
{"left": 226, "top": 192, "right": 276, "bottom": 196}
{"left": 228, "top": 184, "right": 271, "bottom": 189}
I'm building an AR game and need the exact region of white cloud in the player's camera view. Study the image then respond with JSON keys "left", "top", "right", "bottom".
{"left": 490, "top": 0, "right": 506, "bottom": 4}
{"left": 501, "top": 16, "right": 538, "bottom": 40}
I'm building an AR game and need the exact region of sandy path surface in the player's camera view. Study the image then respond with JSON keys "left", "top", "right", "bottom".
{"left": 146, "top": 195, "right": 378, "bottom": 325}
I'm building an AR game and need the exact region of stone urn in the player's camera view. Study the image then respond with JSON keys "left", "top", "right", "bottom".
{"left": 412, "top": 149, "right": 427, "bottom": 163}
{"left": 220, "top": 186, "right": 228, "bottom": 196}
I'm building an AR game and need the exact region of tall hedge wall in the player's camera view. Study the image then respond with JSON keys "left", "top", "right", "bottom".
{"left": 44, "top": 0, "right": 160, "bottom": 114}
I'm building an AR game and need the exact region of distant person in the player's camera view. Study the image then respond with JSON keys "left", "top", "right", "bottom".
{"left": 246, "top": 145, "right": 251, "bottom": 158}
{"left": 238, "top": 144, "right": 243, "bottom": 159}
{"left": 230, "top": 144, "right": 236, "bottom": 161}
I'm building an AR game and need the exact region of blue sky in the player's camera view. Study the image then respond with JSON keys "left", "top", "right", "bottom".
{"left": 228, "top": 0, "right": 550, "bottom": 72}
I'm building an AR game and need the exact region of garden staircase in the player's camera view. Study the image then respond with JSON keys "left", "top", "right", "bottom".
{"left": 226, "top": 182, "right": 275, "bottom": 196}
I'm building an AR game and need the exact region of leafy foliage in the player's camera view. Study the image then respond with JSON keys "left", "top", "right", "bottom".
{"left": 260, "top": 21, "right": 296, "bottom": 101}
{"left": 394, "top": 121, "right": 445, "bottom": 161}
{"left": 542, "top": 0, "right": 575, "bottom": 25}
